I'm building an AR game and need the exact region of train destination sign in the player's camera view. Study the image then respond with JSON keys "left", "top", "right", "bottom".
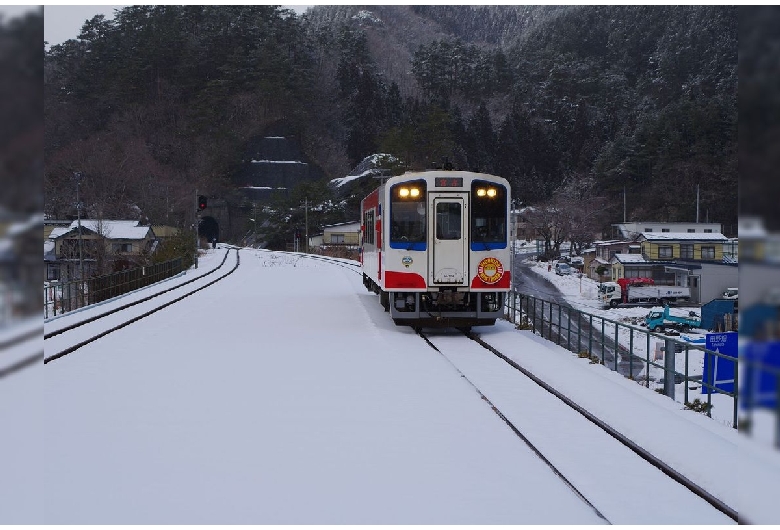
{"left": 434, "top": 177, "right": 463, "bottom": 187}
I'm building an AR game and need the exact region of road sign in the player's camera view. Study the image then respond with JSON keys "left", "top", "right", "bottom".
{"left": 740, "top": 340, "right": 780, "bottom": 409}
{"left": 702, "top": 332, "right": 738, "bottom": 394}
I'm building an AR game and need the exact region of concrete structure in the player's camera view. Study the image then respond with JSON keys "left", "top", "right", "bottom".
{"left": 322, "top": 222, "right": 361, "bottom": 246}
{"left": 612, "top": 222, "right": 722, "bottom": 240}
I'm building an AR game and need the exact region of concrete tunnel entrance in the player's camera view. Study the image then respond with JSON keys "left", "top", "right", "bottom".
{"left": 198, "top": 216, "right": 219, "bottom": 244}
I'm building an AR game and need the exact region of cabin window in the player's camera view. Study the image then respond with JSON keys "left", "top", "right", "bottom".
{"left": 701, "top": 246, "right": 715, "bottom": 259}
{"left": 390, "top": 180, "right": 426, "bottom": 249}
{"left": 470, "top": 180, "right": 507, "bottom": 248}
{"left": 680, "top": 244, "right": 694, "bottom": 259}
{"left": 658, "top": 245, "right": 673, "bottom": 258}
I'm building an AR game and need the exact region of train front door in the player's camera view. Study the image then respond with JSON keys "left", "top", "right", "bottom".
{"left": 430, "top": 195, "right": 467, "bottom": 285}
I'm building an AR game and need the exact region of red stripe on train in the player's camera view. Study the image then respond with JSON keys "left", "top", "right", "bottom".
{"left": 470, "top": 271, "right": 511, "bottom": 289}
{"left": 384, "top": 271, "right": 427, "bottom": 289}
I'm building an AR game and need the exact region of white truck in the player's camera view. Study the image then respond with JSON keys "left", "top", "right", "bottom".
{"left": 599, "top": 279, "right": 691, "bottom": 308}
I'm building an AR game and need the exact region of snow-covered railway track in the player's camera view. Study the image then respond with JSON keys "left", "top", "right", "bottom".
{"left": 44, "top": 248, "right": 240, "bottom": 364}
{"left": 251, "top": 248, "right": 361, "bottom": 275}
{"left": 416, "top": 329, "right": 737, "bottom": 524}
{"left": 0, "top": 322, "right": 43, "bottom": 379}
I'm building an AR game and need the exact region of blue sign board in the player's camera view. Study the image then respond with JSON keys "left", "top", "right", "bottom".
{"left": 702, "top": 332, "right": 738, "bottom": 394}
{"left": 740, "top": 340, "right": 780, "bottom": 409}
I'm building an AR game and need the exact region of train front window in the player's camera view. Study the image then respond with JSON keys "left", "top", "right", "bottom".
{"left": 471, "top": 180, "right": 507, "bottom": 248}
{"left": 436, "top": 202, "right": 461, "bottom": 240}
{"left": 390, "top": 180, "right": 426, "bottom": 247}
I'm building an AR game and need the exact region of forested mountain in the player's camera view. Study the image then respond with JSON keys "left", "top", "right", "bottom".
{"left": 44, "top": 5, "right": 737, "bottom": 244}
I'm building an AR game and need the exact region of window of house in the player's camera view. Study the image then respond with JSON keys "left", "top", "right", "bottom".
{"left": 661, "top": 228, "right": 670, "bottom": 233}
{"left": 701, "top": 246, "right": 715, "bottom": 259}
{"left": 704, "top": 229, "right": 713, "bottom": 233}
{"left": 331, "top": 234, "right": 345, "bottom": 244}
{"left": 687, "top": 228, "right": 695, "bottom": 233}
{"left": 47, "top": 264, "right": 60, "bottom": 281}
{"left": 658, "top": 245, "right": 673, "bottom": 258}
{"left": 645, "top": 228, "right": 652, "bottom": 232}
{"left": 113, "top": 243, "right": 132, "bottom": 253}
{"left": 680, "top": 244, "right": 694, "bottom": 259}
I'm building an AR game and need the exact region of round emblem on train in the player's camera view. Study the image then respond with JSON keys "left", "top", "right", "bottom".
{"left": 401, "top": 255, "right": 413, "bottom": 268}
{"left": 477, "top": 257, "right": 504, "bottom": 284}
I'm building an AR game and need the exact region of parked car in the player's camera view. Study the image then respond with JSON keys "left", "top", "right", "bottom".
{"left": 721, "top": 287, "right": 738, "bottom": 300}
{"left": 555, "top": 262, "right": 573, "bottom": 276}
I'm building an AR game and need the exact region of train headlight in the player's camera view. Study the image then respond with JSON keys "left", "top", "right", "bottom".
{"left": 410, "top": 188, "right": 420, "bottom": 198}
{"left": 399, "top": 188, "right": 410, "bottom": 198}
{"left": 476, "top": 188, "right": 487, "bottom": 197}
{"left": 486, "top": 188, "right": 497, "bottom": 198}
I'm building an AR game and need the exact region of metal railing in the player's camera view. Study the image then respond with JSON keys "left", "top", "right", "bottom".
{"left": 504, "top": 291, "right": 744, "bottom": 429}
{"left": 44, "top": 258, "right": 184, "bottom": 319}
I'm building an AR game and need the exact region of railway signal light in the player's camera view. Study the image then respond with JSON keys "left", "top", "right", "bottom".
{"left": 198, "top": 195, "right": 208, "bottom": 211}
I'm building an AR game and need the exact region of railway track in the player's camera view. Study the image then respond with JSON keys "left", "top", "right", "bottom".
{"left": 0, "top": 321, "right": 43, "bottom": 379}
{"left": 43, "top": 249, "right": 359, "bottom": 366}
{"left": 416, "top": 328, "right": 738, "bottom": 525}
{"left": 44, "top": 248, "right": 240, "bottom": 364}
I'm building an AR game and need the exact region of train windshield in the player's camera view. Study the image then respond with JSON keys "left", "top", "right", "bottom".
{"left": 471, "top": 180, "right": 507, "bottom": 249}
{"left": 390, "top": 180, "right": 427, "bottom": 249}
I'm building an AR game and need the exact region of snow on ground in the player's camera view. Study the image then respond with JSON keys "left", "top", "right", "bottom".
{"left": 519, "top": 256, "right": 735, "bottom": 425}
{"left": 24, "top": 246, "right": 780, "bottom": 523}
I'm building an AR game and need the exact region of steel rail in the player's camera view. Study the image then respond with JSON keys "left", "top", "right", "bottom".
{"left": 466, "top": 331, "right": 739, "bottom": 523}
{"left": 44, "top": 249, "right": 240, "bottom": 364}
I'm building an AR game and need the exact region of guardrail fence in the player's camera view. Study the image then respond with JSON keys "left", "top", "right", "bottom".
{"left": 44, "top": 258, "right": 184, "bottom": 319}
{"left": 504, "top": 291, "right": 777, "bottom": 442}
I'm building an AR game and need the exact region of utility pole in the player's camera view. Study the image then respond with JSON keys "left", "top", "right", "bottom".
{"left": 696, "top": 183, "right": 700, "bottom": 223}
{"left": 305, "top": 197, "right": 309, "bottom": 254}
{"left": 623, "top": 187, "right": 626, "bottom": 223}
{"left": 194, "top": 188, "right": 199, "bottom": 269}
{"left": 74, "top": 172, "right": 84, "bottom": 282}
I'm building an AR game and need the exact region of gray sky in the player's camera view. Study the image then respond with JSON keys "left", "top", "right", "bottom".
{"left": 43, "top": 5, "right": 314, "bottom": 47}
{"left": 44, "top": 5, "right": 126, "bottom": 45}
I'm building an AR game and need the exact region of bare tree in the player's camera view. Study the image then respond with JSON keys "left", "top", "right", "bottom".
{"left": 553, "top": 174, "right": 608, "bottom": 255}
{"left": 525, "top": 174, "right": 608, "bottom": 259}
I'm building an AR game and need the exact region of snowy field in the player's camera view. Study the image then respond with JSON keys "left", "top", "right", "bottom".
{"left": 0, "top": 245, "right": 769, "bottom": 523}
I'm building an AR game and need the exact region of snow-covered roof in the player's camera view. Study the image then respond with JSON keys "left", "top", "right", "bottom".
{"left": 639, "top": 232, "right": 727, "bottom": 242}
{"left": 44, "top": 239, "right": 56, "bottom": 260}
{"left": 323, "top": 221, "right": 361, "bottom": 231}
{"left": 612, "top": 253, "right": 650, "bottom": 264}
{"left": 48, "top": 226, "right": 71, "bottom": 240}
{"left": 55, "top": 220, "right": 154, "bottom": 240}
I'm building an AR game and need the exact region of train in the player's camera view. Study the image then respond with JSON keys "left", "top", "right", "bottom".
{"left": 360, "top": 170, "right": 511, "bottom": 329}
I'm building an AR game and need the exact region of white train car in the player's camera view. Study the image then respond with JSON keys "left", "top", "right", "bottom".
{"left": 360, "top": 170, "right": 511, "bottom": 329}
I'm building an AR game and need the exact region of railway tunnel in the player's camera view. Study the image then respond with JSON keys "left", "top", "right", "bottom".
{"left": 199, "top": 216, "right": 219, "bottom": 243}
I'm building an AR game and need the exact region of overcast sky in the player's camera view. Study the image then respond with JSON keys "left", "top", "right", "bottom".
{"left": 43, "top": 5, "right": 314, "bottom": 47}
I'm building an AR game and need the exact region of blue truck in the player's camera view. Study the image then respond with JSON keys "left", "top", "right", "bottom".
{"left": 645, "top": 305, "right": 702, "bottom": 332}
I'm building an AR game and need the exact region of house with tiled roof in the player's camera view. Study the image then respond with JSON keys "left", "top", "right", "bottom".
{"left": 46, "top": 219, "right": 156, "bottom": 282}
